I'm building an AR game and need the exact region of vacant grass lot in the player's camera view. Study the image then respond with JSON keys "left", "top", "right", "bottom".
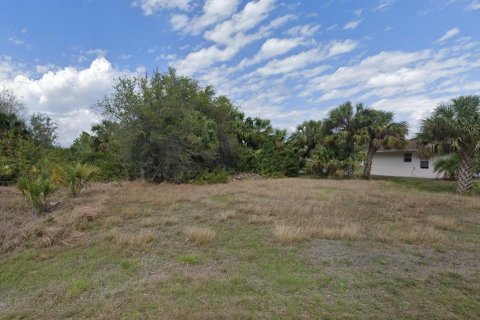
{"left": 1, "top": 178, "right": 479, "bottom": 319}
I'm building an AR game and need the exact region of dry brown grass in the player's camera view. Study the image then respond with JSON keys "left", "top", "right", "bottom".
{"left": 425, "top": 215, "right": 457, "bottom": 231}
{"left": 218, "top": 210, "right": 236, "bottom": 222}
{"left": 273, "top": 224, "right": 308, "bottom": 243}
{"left": 248, "top": 214, "right": 274, "bottom": 224}
{"left": 306, "top": 223, "right": 362, "bottom": 240}
{"left": 2, "top": 178, "right": 480, "bottom": 319}
{"left": 185, "top": 226, "right": 216, "bottom": 245}
{"left": 375, "top": 223, "right": 446, "bottom": 244}
{"left": 107, "top": 228, "right": 156, "bottom": 247}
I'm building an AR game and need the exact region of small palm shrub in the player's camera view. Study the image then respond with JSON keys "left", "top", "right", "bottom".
{"left": 17, "top": 168, "right": 57, "bottom": 214}
{"left": 433, "top": 155, "right": 459, "bottom": 180}
{"left": 58, "top": 163, "right": 100, "bottom": 197}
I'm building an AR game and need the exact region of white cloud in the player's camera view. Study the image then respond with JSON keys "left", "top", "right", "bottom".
{"left": 302, "top": 40, "right": 480, "bottom": 109}
{"left": 257, "top": 38, "right": 304, "bottom": 59}
{"left": 175, "top": 45, "right": 238, "bottom": 74}
{"left": 170, "top": 14, "right": 189, "bottom": 31}
{"left": 175, "top": 0, "right": 279, "bottom": 74}
{"left": 132, "top": 0, "right": 192, "bottom": 15}
{"left": 375, "top": 0, "right": 394, "bottom": 11}
{"left": 436, "top": 27, "right": 460, "bottom": 43}
{"left": 173, "top": 0, "right": 241, "bottom": 34}
{"left": 353, "top": 9, "right": 363, "bottom": 16}
{"left": 465, "top": 0, "right": 480, "bottom": 10}
{"left": 343, "top": 19, "right": 362, "bottom": 30}
{"left": 257, "top": 40, "right": 358, "bottom": 76}
{"left": 328, "top": 39, "right": 359, "bottom": 56}
{"left": 204, "top": 0, "right": 275, "bottom": 46}
{"left": 0, "top": 57, "right": 138, "bottom": 146}
{"left": 286, "top": 24, "right": 320, "bottom": 37}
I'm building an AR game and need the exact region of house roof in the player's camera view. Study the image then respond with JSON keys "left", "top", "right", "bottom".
{"left": 377, "top": 138, "right": 418, "bottom": 153}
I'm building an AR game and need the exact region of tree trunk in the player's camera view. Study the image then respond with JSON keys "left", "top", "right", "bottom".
{"left": 456, "top": 154, "right": 474, "bottom": 193}
{"left": 363, "top": 147, "right": 375, "bottom": 179}
{"left": 345, "top": 137, "right": 355, "bottom": 178}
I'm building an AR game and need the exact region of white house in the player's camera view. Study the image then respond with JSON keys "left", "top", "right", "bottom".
{"left": 371, "top": 139, "right": 441, "bottom": 179}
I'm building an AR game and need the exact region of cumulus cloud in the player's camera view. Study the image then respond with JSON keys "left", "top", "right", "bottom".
{"left": 0, "top": 57, "right": 137, "bottom": 146}
{"left": 436, "top": 27, "right": 460, "bottom": 43}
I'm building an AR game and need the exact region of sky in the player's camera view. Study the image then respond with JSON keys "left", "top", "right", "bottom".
{"left": 0, "top": 0, "right": 479, "bottom": 146}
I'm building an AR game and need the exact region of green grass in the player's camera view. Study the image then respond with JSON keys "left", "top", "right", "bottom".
{"left": 374, "top": 176, "right": 457, "bottom": 193}
{"left": 177, "top": 254, "right": 201, "bottom": 265}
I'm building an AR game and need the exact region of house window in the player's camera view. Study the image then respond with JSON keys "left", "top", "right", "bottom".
{"left": 420, "top": 160, "right": 429, "bottom": 169}
{"left": 404, "top": 153, "right": 412, "bottom": 162}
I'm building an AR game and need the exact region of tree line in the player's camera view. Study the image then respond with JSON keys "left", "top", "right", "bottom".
{"left": 1, "top": 69, "right": 479, "bottom": 195}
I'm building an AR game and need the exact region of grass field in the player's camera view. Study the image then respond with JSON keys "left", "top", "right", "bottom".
{"left": 1, "top": 178, "right": 479, "bottom": 319}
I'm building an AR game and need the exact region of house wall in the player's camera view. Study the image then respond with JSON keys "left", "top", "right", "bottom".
{"left": 371, "top": 151, "right": 439, "bottom": 179}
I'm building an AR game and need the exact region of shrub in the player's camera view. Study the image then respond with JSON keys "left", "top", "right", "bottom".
{"left": 17, "top": 167, "right": 57, "bottom": 214}
{"left": 57, "top": 163, "right": 100, "bottom": 197}
{"left": 192, "top": 168, "right": 229, "bottom": 185}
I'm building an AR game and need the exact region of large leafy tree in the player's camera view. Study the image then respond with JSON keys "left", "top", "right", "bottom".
{"left": 417, "top": 95, "right": 480, "bottom": 193}
{"left": 323, "top": 102, "right": 370, "bottom": 177}
{"left": 358, "top": 110, "right": 408, "bottom": 179}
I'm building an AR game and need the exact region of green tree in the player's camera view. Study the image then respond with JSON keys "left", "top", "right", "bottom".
{"left": 323, "top": 102, "right": 371, "bottom": 177}
{"left": 288, "top": 120, "right": 324, "bottom": 159}
{"left": 29, "top": 113, "right": 58, "bottom": 148}
{"left": 0, "top": 88, "right": 24, "bottom": 115}
{"left": 96, "top": 69, "right": 225, "bottom": 182}
{"left": 358, "top": 110, "right": 408, "bottom": 179}
{"left": 417, "top": 95, "right": 480, "bottom": 193}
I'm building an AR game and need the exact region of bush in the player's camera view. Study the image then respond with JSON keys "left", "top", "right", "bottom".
{"left": 17, "top": 167, "right": 57, "bottom": 214}
{"left": 192, "top": 168, "right": 229, "bottom": 185}
{"left": 57, "top": 163, "right": 100, "bottom": 197}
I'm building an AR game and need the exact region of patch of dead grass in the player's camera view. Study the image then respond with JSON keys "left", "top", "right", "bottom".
{"left": 425, "top": 215, "right": 457, "bottom": 231}
{"left": 248, "top": 214, "right": 274, "bottom": 224}
{"left": 375, "top": 223, "right": 446, "bottom": 244}
{"left": 218, "top": 210, "right": 236, "bottom": 222}
{"left": 273, "top": 224, "right": 308, "bottom": 243}
{"left": 107, "top": 228, "right": 155, "bottom": 247}
{"left": 306, "top": 223, "right": 362, "bottom": 240}
{"left": 185, "top": 226, "right": 216, "bottom": 245}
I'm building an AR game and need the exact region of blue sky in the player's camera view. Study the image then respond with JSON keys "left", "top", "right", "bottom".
{"left": 1, "top": 0, "right": 479, "bottom": 145}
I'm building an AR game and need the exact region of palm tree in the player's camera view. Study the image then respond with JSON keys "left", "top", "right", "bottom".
{"left": 288, "top": 120, "right": 324, "bottom": 158}
{"left": 359, "top": 110, "right": 408, "bottom": 179}
{"left": 324, "top": 102, "right": 369, "bottom": 177}
{"left": 417, "top": 95, "right": 480, "bottom": 193}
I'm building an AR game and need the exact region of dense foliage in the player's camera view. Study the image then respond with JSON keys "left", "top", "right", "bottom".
{"left": 1, "top": 73, "right": 478, "bottom": 194}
